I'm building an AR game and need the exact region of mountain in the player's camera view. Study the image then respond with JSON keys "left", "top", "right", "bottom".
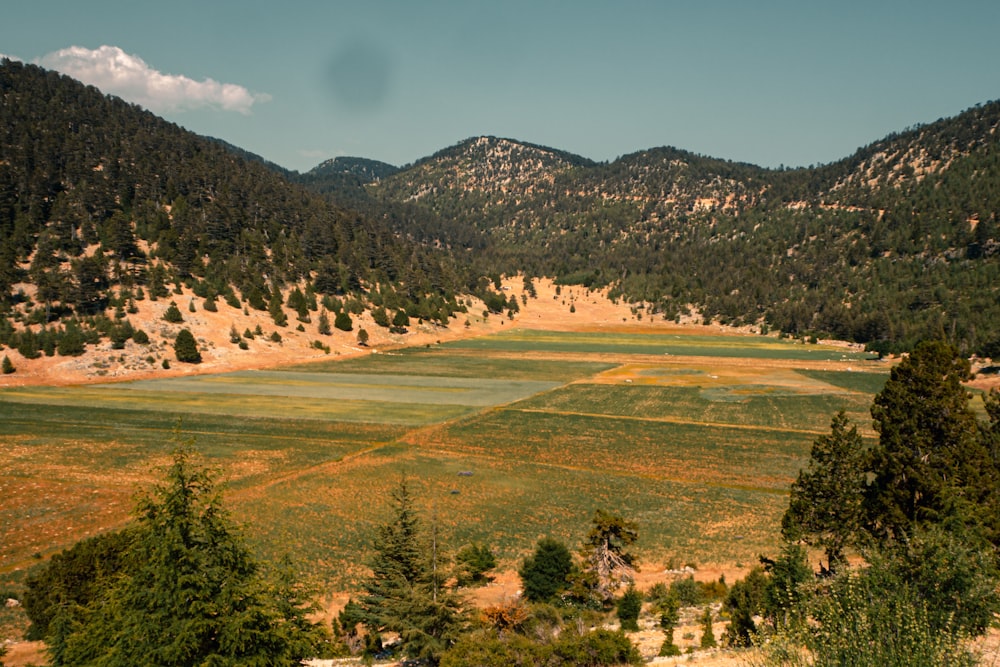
{"left": 0, "top": 60, "right": 468, "bottom": 360}
{"left": 3, "top": 56, "right": 998, "bottom": 360}
{"left": 307, "top": 156, "right": 399, "bottom": 181}
{"left": 310, "top": 108, "right": 1000, "bottom": 355}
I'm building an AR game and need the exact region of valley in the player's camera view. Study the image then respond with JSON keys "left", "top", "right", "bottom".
{"left": 1, "top": 281, "right": 885, "bottom": 625}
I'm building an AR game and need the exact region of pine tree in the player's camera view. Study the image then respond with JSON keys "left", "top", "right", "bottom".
{"left": 864, "top": 340, "right": 995, "bottom": 543}
{"left": 359, "top": 479, "right": 466, "bottom": 663}
{"left": 49, "top": 447, "right": 323, "bottom": 666}
{"left": 334, "top": 311, "right": 353, "bottom": 332}
{"left": 1, "top": 355, "right": 14, "bottom": 374}
{"left": 173, "top": 328, "right": 202, "bottom": 363}
{"left": 782, "top": 411, "right": 866, "bottom": 571}
{"left": 269, "top": 290, "right": 288, "bottom": 327}
{"left": 162, "top": 301, "right": 183, "bottom": 323}
{"left": 317, "top": 309, "right": 331, "bottom": 335}
{"left": 518, "top": 537, "right": 574, "bottom": 603}
{"left": 56, "top": 320, "right": 85, "bottom": 357}
{"left": 616, "top": 585, "right": 642, "bottom": 631}
{"left": 578, "top": 509, "right": 638, "bottom": 604}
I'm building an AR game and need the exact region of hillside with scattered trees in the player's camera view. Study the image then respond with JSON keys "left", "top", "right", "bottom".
{"left": 330, "top": 105, "right": 1000, "bottom": 356}
{"left": 0, "top": 60, "right": 470, "bottom": 365}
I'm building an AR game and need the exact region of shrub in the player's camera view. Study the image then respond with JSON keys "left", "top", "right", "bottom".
{"left": 616, "top": 586, "right": 642, "bottom": 631}
{"left": 669, "top": 576, "right": 702, "bottom": 606}
{"left": 699, "top": 606, "right": 716, "bottom": 648}
{"left": 455, "top": 543, "right": 497, "bottom": 587}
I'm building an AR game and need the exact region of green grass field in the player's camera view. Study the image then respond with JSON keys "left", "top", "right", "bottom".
{"left": 0, "top": 328, "right": 888, "bottom": 588}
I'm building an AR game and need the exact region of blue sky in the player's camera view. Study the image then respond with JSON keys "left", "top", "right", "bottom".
{"left": 3, "top": 1, "right": 999, "bottom": 173}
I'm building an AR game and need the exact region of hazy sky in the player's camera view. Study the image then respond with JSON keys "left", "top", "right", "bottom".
{"left": 3, "top": 1, "right": 999, "bottom": 172}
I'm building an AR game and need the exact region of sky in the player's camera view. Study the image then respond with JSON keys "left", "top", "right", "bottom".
{"left": 3, "top": 1, "right": 999, "bottom": 173}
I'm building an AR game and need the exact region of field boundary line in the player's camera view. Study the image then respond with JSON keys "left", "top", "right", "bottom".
{"left": 505, "top": 407, "right": 830, "bottom": 436}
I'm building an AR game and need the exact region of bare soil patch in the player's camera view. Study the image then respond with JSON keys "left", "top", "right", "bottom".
{"left": 0, "top": 278, "right": 708, "bottom": 388}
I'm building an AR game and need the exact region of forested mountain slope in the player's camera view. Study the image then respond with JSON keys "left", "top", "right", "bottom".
{"left": 0, "top": 60, "right": 467, "bottom": 358}
{"left": 344, "top": 104, "right": 1000, "bottom": 355}
{"left": 4, "top": 56, "right": 997, "bottom": 359}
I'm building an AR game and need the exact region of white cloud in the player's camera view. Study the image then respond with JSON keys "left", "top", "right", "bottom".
{"left": 38, "top": 45, "right": 270, "bottom": 114}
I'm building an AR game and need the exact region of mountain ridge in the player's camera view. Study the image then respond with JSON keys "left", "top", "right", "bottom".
{"left": 3, "top": 57, "right": 999, "bottom": 360}
{"left": 307, "top": 100, "right": 1000, "bottom": 355}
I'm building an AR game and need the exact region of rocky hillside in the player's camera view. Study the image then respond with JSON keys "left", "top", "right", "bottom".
{"left": 0, "top": 60, "right": 472, "bottom": 369}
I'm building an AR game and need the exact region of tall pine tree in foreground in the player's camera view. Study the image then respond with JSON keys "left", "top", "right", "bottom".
{"left": 864, "top": 340, "right": 998, "bottom": 544}
{"left": 358, "top": 479, "right": 466, "bottom": 665}
{"left": 49, "top": 447, "right": 324, "bottom": 666}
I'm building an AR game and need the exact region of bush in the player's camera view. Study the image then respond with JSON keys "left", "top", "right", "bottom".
{"left": 455, "top": 543, "right": 497, "bottom": 587}
{"left": 440, "top": 628, "right": 641, "bottom": 667}
{"left": 669, "top": 576, "right": 702, "bottom": 606}
{"left": 616, "top": 586, "right": 642, "bottom": 631}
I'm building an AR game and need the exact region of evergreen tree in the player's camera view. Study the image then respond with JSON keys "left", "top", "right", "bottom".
{"left": 699, "top": 606, "right": 716, "bottom": 649}
{"left": 358, "top": 479, "right": 466, "bottom": 664}
{"left": 864, "top": 340, "right": 996, "bottom": 543}
{"left": 615, "top": 585, "right": 642, "bottom": 631}
{"left": 649, "top": 586, "right": 681, "bottom": 656}
{"left": 23, "top": 529, "right": 134, "bottom": 640}
{"left": 392, "top": 309, "right": 410, "bottom": 328}
{"left": 317, "top": 309, "right": 331, "bottom": 336}
{"left": 1, "top": 355, "right": 14, "bottom": 374}
{"left": 56, "top": 320, "right": 85, "bottom": 357}
{"left": 269, "top": 290, "right": 288, "bottom": 327}
{"left": 782, "top": 411, "right": 866, "bottom": 571}
{"left": 578, "top": 509, "right": 638, "bottom": 604}
{"left": 722, "top": 568, "right": 767, "bottom": 648}
{"left": 162, "top": 301, "right": 183, "bottom": 323}
{"left": 173, "top": 328, "right": 202, "bottom": 363}
{"left": 334, "top": 310, "right": 353, "bottom": 332}
{"left": 518, "top": 537, "right": 573, "bottom": 603}
{"left": 454, "top": 543, "right": 497, "bottom": 587}
{"left": 49, "top": 447, "right": 323, "bottom": 666}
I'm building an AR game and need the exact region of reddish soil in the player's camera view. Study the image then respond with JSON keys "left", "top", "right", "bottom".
{"left": 0, "top": 277, "right": 727, "bottom": 388}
